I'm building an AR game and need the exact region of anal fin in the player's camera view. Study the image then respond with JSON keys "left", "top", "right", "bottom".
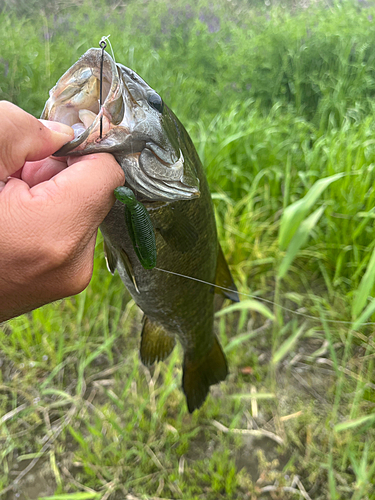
{"left": 182, "top": 336, "right": 228, "bottom": 413}
{"left": 215, "top": 244, "right": 239, "bottom": 303}
{"left": 140, "top": 316, "right": 176, "bottom": 366}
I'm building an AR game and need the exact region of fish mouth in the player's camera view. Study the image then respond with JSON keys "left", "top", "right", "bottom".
{"left": 42, "top": 48, "right": 200, "bottom": 202}
{"left": 41, "top": 48, "right": 127, "bottom": 157}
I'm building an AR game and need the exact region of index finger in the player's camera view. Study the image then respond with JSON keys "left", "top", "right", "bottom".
{"left": 0, "top": 102, "right": 74, "bottom": 180}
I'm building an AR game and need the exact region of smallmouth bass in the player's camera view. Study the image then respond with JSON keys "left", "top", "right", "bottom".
{"left": 42, "top": 48, "right": 239, "bottom": 412}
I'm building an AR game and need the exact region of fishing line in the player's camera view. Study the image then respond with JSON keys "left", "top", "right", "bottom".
{"left": 101, "top": 34, "right": 116, "bottom": 64}
{"left": 154, "top": 267, "right": 375, "bottom": 326}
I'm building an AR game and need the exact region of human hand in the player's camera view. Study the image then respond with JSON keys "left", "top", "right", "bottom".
{"left": 0, "top": 101, "right": 125, "bottom": 322}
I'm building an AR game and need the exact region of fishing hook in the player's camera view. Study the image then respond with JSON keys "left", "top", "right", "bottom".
{"left": 99, "top": 37, "right": 107, "bottom": 139}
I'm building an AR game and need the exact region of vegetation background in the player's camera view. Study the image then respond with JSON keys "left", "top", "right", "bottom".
{"left": 0, "top": 0, "right": 375, "bottom": 498}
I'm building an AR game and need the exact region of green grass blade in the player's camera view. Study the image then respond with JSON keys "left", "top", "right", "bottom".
{"left": 279, "top": 173, "right": 344, "bottom": 250}
{"left": 224, "top": 330, "right": 265, "bottom": 353}
{"left": 272, "top": 323, "right": 305, "bottom": 364}
{"left": 352, "top": 246, "right": 375, "bottom": 319}
{"left": 352, "top": 298, "right": 375, "bottom": 331}
{"left": 334, "top": 414, "right": 375, "bottom": 432}
{"left": 215, "top": 299, "right": 275, "bottom": 321}
{"left": 278, "top": 205, "right": 325, "bottom": 279}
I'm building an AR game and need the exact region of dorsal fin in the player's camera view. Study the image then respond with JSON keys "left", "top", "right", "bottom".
{"left": 215, "top": 244, "right": 239, "bottom": 302}
{"left": 140, "top": 316, "right": 176, "bottom": 366}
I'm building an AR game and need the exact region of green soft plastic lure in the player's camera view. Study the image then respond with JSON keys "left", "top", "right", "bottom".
{"left": 114, "top": 186, "right": 157, "bottom": 270}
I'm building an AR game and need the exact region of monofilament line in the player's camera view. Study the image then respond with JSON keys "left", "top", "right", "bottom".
{"left": 154, "top": 267, "right": 375, "bottom": 326}
{"left": 100, "top": 34, "right": 116, "bottom": 64}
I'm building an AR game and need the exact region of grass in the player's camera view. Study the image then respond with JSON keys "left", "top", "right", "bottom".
{"left": 1, "top": 0, "right": 375, "bottom": 498}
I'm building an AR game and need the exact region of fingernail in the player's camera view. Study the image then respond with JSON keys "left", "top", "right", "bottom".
{"left": 40, "top": 119, "right": 74, "bottom": 138}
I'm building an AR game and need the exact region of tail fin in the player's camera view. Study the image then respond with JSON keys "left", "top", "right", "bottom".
{"left": 182, "top": 336, "right": 228, "bottom": 413}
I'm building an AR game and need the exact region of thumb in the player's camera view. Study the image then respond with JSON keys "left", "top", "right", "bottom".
{"left": 0, "top": 101, "right": 74, "bottom": 180}
{"left": 31, "top": 152, "right": 125, "bottom": 230}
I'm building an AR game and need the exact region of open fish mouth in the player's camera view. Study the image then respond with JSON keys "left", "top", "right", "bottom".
{"left": 41, "top": 48, "right": 127, "bottom": 157}
{"left": 42, "top": 48, "right": 200, "bottom": 201}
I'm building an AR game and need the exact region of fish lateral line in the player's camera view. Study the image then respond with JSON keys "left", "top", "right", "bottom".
{"left": 153, "top": 267, "right": 374, "bottom": 327}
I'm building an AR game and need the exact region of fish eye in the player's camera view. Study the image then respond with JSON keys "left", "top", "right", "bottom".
{"left": 148, "top": 92, "right": 164, "bottom": 113}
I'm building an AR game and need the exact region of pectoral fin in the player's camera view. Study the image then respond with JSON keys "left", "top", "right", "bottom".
{"left": 214, "top": 244, "right": 239, "bottom": 302}
{"left": 118, "top": 248, "right": 140, "bottom": 294}
{"left": 103, "top": 240, "right": 117, "bottom": 275}
{"left": 140, "top": 316, "right": 176, "bottom": 366}
{"left": 182, "top": 336, "right": 228, "bottom": 413}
